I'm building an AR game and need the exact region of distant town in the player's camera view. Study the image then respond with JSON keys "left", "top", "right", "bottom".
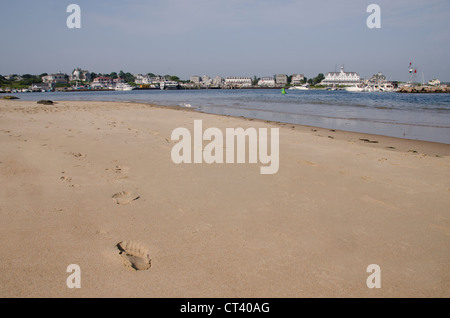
{"left": 0, "top": 65, "right": 447, "bottom": 94}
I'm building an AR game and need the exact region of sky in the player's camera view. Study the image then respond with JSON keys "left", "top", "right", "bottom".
{"left": 0, "top": 0, "right": 449, "bottom": 82}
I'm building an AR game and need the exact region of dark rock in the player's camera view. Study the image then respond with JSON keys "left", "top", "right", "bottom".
{"left": 37, "top": 100, "right": 54, "bottom": 105}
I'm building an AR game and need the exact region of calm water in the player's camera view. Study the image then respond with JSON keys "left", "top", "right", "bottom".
{"left": 14, "top": 89, "right": 450, "bottom": 144}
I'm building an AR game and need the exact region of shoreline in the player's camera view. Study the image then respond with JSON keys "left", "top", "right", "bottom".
{"left": 0, "top": 99, "right": 449, "bottom": 297}
{"left": 27, "top": 99, "right": 450, "bottom": 155}
{"left": 4, "top": 92, "right": 449, "bottom": 146}
{"left": 2, "top": 98, "right": 450, "bottom": 156}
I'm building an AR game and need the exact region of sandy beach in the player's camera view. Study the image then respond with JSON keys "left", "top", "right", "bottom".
{"left": 0, "top": 99, "right": 449, "bottom": 298}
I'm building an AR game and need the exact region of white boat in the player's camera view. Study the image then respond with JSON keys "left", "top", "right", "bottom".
{"left": 364, "top": 83, "right": 395, "bottom": 92}
{"left": 379, "top": 83, "right": 395, "bottom": 92}
{"left": 288, "top": 84, "right": 309, "bottom": 90}
{"left": 115, "top": 83, "right": 135, "bottom": 91}
{"left": 345, "top": 84, "right": 365, "bottom": 92}
{"left": 160, "top": 81, "right": 179, "bottom": 90}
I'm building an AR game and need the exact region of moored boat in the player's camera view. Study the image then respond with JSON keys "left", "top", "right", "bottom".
{"left": 345, "top": 84, "right": 365, "bottom": 92}
{"left": 288, "top": 84, "right": 309, "bottom": 90}
{"left": 115, "top": 83, "right": 135, "bottom": 91}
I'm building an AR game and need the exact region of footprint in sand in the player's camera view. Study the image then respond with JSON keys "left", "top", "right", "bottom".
{"left": 112, "top": 191, "right": 140, "bottom": 205}
{"left": 112, "top": 165, "right": 129, "bottom": 174}
{"left": 105, "top": 166, "right": 130, "bottom": 181}
{"left": 60, "top": 176, "right": 72, "bottom": 182}
{"left": 67, "top": 152, "right": 87, "bottom": 158}
{"left": 116, "top": 241, "right": 151, "bottom": 271}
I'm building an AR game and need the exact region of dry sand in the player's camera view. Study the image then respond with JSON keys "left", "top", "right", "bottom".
{"left": 0, "top": 99, "right": 449, "bottom": 297}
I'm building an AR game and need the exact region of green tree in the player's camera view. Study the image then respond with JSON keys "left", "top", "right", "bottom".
{"left": 313, "top": 73, "right": 325, "bottom": 85}
{"left": 110, "top": 72, "right": 118, "bottom": 79}
{"left": 169, "top": 75, "right": 180, "bottom": 82}
{"left": 18, "top": 75, "right": 42, "bottom": 86}
{"left": 287, "top": 75, "right": 292, "bottom": 84}
{"left": 124, "top": 72, "right": 135, "bottom": 83}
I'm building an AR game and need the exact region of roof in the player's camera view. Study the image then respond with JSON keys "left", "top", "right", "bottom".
{"left": 326, "top": 72, "right": 358, "bottom": 75}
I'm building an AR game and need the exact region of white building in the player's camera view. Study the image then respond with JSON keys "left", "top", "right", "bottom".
{"left": 322, "top": 66, "right": 360, "bottom": 85}
{"left": 91, "top": 76, "right": 113, "bottom": 88}
{"left": 134, "top": 74, "right": 143, "bottom": 83}
{"left": 136, "top": 75, "right": 170, "bottom": 85}
{"left": 291, "top": 74, "right": 305, "bottom": 85}
{"left": 258, "top": 77, "right": 276, "bottom": 87}
{"left": 135, "top": 74, "right": 153, "bottom": 85}
{"left": 224, "top": 77, "right": 252, "bottom": 87}
{"left": 151, "top": 75, "right": 169, "bottom": 83}
{"left": 42, "top": 73, "right": 68, "bottom": 84}
{"left": 212, "top": 76, "right": 223, "bottom": 87}
{"left": 368, "top": 72, "right": 386, "bottom": 84}
{"left": 275, "top": 74, "right": 288, "bottom": 86}
{"left": 428, "top": 79, "right": 441, "bottom": 86}
{"left": 113, "top": 78, "right": 125, "bottom": 85}
{"left": 190, "top": 75, "right": 202, "bottom": 84}
{"left": 201, "top": 75, "right": 212, "bottom": 86}
{"left": 70, "top": 68, "right": 91, "bottom": 82}
{"left": 30, "top": 83, "right": 52, "bottom": 92}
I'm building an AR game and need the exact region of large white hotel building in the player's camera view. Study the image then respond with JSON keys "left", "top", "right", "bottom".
{"left": 321, "top": 65, "right": 361, "bottom": 85}
{"left": 224, "top": 77, "right": 252, "bottom": 87}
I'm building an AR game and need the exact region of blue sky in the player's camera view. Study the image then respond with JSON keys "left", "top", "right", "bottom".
{"left": 0, "top": 0, "right": 449, "bottom": 81}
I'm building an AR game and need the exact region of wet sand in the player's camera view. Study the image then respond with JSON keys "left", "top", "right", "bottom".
{"left": 0, "top": 99, "right": 449, "bottom": 297}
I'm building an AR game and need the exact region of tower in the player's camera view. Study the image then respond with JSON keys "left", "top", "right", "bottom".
{"left": 408, "top": 62, "right": 417, "bottom": 84}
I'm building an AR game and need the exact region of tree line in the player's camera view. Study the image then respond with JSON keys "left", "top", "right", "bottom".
{"left": 0, "top": 74, "right": 45, "bottom": 89}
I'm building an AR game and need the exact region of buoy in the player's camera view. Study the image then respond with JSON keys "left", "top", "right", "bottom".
{"left": 281, "top": 88, "right": 286, "bottom": 94}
